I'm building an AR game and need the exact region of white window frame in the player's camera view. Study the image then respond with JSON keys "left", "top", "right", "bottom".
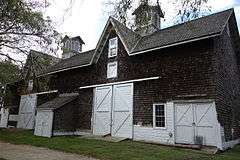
{"left": 28, "top": 79, "right": 34, "bottom": 91}
{"left": 107, "top": 61, "right": 118, "bottom": 79}
{"left": 108, "top": 37, "right": 118, "bottom": 58}
{"left": 153, "top": 103, "right": 167, "bottom": 129}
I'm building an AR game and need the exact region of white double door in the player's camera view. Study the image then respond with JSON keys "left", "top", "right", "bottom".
{"left": 93, "top": 83, "right": 133, "bottom": 139}
{"left": 175, "top": 102, "right": 217, "bottom": 146}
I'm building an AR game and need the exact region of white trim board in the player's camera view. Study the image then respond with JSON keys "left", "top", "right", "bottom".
{"left": 36, "top": 90, "right": 58, "bottom": 95}
{"left": 79, "top": 76, "right": 159, "bottom": 89}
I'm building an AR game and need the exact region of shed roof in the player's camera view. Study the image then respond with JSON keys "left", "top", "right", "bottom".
{"left": 40, "top": 49, "right": 95, "bottom": 75}
{"left": 37, "top": 93, "right": 78, "bottom": 110}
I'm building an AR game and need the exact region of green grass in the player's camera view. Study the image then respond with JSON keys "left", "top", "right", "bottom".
{"left": 0, "top": 129, "right": 240, "bottom": 160}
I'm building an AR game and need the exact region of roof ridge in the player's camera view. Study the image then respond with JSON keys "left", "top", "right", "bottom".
{"left": 143, "top": 8, "right": 234, "bottom": 38}
{"left": 110, "top": 17, "right": 141, "bottom": 37}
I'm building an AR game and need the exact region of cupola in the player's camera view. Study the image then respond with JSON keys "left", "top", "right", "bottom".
{"left": 132, "top": 0, "right": 164, "bottom": 35}
{"left": 62, "top": 35, "right": 85, "bottom": 59}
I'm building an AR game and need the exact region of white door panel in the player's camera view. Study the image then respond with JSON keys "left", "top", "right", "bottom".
{"left": 112, "top": 83, "right": 133, "bottom": 138}
{"left": 17, "top": 94, "right": 37, "bottom": 129}
{"left": 194, "top": 103, "right": 215, "bottom": 146}
{"left": 175, "top": 103, "right": 194, "bottom": 144}
{"left": 34, "top": 111, "right": 53, "bottom": 137}
{"left": 93, "top": 86, "right": 112, "bottom": 136}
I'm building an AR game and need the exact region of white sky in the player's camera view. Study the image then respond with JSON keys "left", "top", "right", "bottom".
{"left": 45, "top": 0, "right": 240, "bottom": 53}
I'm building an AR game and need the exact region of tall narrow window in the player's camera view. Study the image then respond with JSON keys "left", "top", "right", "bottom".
{"left": 153, "top": 104, "right": 166, "bottom": 128}
{"left": 108, "top": 37, "right": 118, "bottom": 58}
{"left": 107, "top": 62, "right": 117, "bottom": 78}
{"left": 28, "top": 80, "right": 34, "bottom": 91}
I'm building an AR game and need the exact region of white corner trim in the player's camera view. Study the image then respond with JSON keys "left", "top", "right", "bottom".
{"left": 91, "top": 18, "right": 112, "bottom": 64}
{"left": 130, "top": 33, "right": 222, "bottom": 56}
{"left": 79, "top": 76, "right": 159, "bottom": 89}
{"left": 110, "top": 19, "right": 131, "bottom": 54}
{"left": 36, "top": 90, "right": 58, "bottom": 95}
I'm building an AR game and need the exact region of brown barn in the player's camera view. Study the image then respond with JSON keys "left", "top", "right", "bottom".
{"left": 35, "top": 5, "right": 240, "bottom": 151}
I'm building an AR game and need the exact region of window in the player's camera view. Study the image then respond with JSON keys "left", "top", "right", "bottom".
{"left": 65, "top": 40, "right": 71, "bottom": 50}
{"left": 107, "top": 62, "right": 117, "bottom": 78}
{"left": 75, "top": 41, "right": 80, "bottom": 52}
{"left": 153, "top": 104, "right": 166, "bottom": 128}
{"left": 28, "top": 80, "right": 34, "bottom": 91}
{"left": 108, "top": 37, "right": 118, "bottom": 58}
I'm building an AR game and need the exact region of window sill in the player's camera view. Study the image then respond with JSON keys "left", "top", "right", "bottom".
{"left": 153, "top": 127, "right": 167, "bottom": 130}
{"left": 108, "top": 55, "right": 117, "bottom": 58}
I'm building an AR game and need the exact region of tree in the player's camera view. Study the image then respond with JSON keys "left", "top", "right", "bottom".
{"left": 106, "top": 0, "right": 211, "bottom": 27}
{"left": 174, "top": 0, "right": 211, "bottom": 23}
{"left": 105, "top": 0, "right": 133, "bottom": 26}
{"left": 0, "top": 0, "right": 60, "bottom": 64}
{"left": 0, "top": 60, "right": 21, "bottom": 85}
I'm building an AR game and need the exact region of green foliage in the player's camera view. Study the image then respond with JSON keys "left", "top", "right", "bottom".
{"left": 106, "top": 0, "right": 133, "bottom": 26}
{"left": 0, "top": 60, "right": 20, "bottom": 85}
{"left": 0, "top": 0, "right": 60, "bottom": 62}
{"left": 1, "top": 129, "right": 240, "bottom": 160}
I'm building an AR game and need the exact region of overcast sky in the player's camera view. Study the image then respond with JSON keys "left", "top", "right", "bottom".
{"left": 45, "top": 0, "right": 240, "bottom": 53}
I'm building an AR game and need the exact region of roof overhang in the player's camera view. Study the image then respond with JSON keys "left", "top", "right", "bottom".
{"left": 129, "top": 33, "right": 222, "bottom": 56}
{"left": 37, "top": 63, "right": 92, "bottom": 77}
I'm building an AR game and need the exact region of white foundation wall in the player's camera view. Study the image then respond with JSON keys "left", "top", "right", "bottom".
{"left": 133, "top": 102, "right": 175, "bottom": 144}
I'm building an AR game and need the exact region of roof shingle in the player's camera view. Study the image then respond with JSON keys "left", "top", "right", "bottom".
{"left": 131, "top": 9, "right": 233, "bottom": 53}
{"left": 37, "top": 94, "right": 78, "bottom": 110}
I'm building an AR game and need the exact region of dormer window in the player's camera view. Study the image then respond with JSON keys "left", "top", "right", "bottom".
{"left": 108, "top": 37, "right": 118, "bottom": 58}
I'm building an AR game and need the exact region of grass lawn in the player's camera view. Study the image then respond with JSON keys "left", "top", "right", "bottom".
{"left": 0, "top": 129, "right": 240, "bottom": 160}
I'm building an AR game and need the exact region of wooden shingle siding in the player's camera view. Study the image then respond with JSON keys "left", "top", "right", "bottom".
{"left": 51, "top": 29, "right": 216, "bottom": 128}
{"left": 76, "top": 89, "right": 93, "bottom": 130}
{"left": 133, "top": 102, "right": 175, "bottom": 144}
{"left": 214, "top": 14, "right": 240, "bottom": 142}
{"left": 53, "top": 99, "right": 79, "bottom": 132}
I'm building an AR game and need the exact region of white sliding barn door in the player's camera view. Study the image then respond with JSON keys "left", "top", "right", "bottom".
{"left": 175, "top": 102, "right": 217, "bottom": 146}
{"left": 112, "top": 83, "right": 133, "bottom": 138}
{"left": 93, "top": 86, "right": 112, "bottom": 136}
{"left": 17, "top": 94, "right": 37, "bottom": 129}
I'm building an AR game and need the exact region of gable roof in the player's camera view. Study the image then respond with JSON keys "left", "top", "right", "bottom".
{"left": 40, "top": 8, "right": 234, "bottom": 76}
{"left": 22, "top": 50, "right": 60, "bottom": 79}
{"left": 39, "top": 49, "right": 95, "bottom": 76}
{"left": 131, "top": 9, "right": 233, "bottom": 54}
